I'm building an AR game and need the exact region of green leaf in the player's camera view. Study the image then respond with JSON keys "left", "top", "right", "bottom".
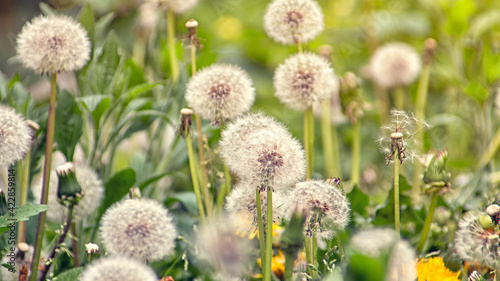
{"left": 445, "top": 0, "right": 476, "bottom": 36}
{"left": 346, "top": 254, "right": 384, "bottom": 281}
{"left": 0, "top": 204, "right": 48, "bottom": 228}
{"left": 55, "top": 90, "right": 83, "bottom": 161}
{"left": 166, "top": 192, "right": 198, "bottom": 215}
{"left": 124, "top": 59, "right": 146, "bottom": 87}
{"left": 347, "top": 186, "right": 370, "bottom": 217}
{"left": 52, "top": 267, "right": 83, "bottom": 281}
{"left": 467, "top": 10, "right": 500, "bottom": 39}
{"left": 2, "top": 263, "right": 16, "bottom": 272}
{"left": 78, "top": 4, "right": 95, "bottom": 47}
{"left": 484, "top": 45, "right": 500, "bottom": 84}
{"left": 94, "top": 12, "right": 116, "bottom": 42}
{"left": 464, "top": 82, "right": 489, "bottom": 104}
{"left": 98, "top": 169, "right": 136, "bottom": 217}
{"left": 78, "top": 95, "right": 111, "bottom": 129}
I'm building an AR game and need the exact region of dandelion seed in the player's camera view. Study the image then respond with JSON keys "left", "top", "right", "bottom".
{"left": 185, "top": 64, "right": 255, "bottom": 125}
{"left": 287, "top": 180, "right": 350, "bottom": 238}
{"left": 16, "top": 15, "right": 90, "bottom": 74}
{"left": 0, "top": 105, "right": 31, "bottom": 167}
{"left": 454, "top": 211, "right": 500, "bottom": 269}
{"left": 220, "top": 114, "right": 305, "bottom": 189}
{"left": 369, "top": 43, "right": 421, "bottom": 88}
{"left": 264, "top": 0, "right": 324, "bottom": 45}
{"left": 99, "top": 198, "right": 177, "bottom": 262}
{"left": 274, "top": 52, "right": 336, "bottom": 111}
{"left": 148, "top": 0, "right": 198, "bottom": 14}
{"left": 80, "top": 256, "right": 158, "bottom": 281}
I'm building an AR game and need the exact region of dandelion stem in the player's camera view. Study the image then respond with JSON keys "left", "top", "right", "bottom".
{"left": 394, "top": 153, "right": 401, "bottom": 238}
{"left": 265, "top": 187, "right": 273, "bottom": 281}
{"left": 297, "top": 42, "right": 303, "bottom": 54}
{"left": 185, "top": 127, "right": 207, "bottom": 226}
{"left": 284, "top": 250, "right": 294, "bottom": 281}
{"left": 18, "top": 151, "right": 31, "bottom": 244}
{"left": 30, "top": 73, "right": 57, "bottom": 281}
{"left": 417, "top": 192, "right": 438, "bottom": 254}
{"left": 321, "top": 99, "right": 341, "bottom": 178}
{"left": 394, "top": 86, "right": 405, "bottom": 110}
{"left": 305, "top": 236, "right": 313, "bottom": 277}
{"left": 351, "top": 120, "right": 361, "bottom": 186}
{"left": 256, "top": 187, "right": 267, "bottom": 279}
{"left": 335, "top": 234, "right": 344, "bottom": 262}
{"left": 71, "top": 222, "right": 79, "bottom": 267}
{"left": 167, "top": 9, "right": 179, "bottom": 84}
{"left": 311, "top": 232, "right": 318, "bottom": 279}
{"left": 478, "top": 128, "right": 500, "bottom": 168}
{"left": 304, "top": 108, "right": 314, "bottom": 180}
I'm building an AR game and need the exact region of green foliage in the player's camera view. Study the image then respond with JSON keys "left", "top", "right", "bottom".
{"left": 52, "top": 267, "right": 83, "bottom": 281}
{"left": 98, "top": 168, "right": 136, "bottom": 217}
{"left": 55, "top": 90, "right": 83, "bottom": 161}
{"left": 0, "top": 204, "right": 48, "bottom": 228}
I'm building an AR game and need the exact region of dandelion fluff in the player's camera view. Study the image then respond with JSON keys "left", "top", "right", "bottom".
{"left": 80, "top": 256, "right": 158, "bottom": 281}
{"left": 0, "top": 105, "right": 31, "bottom": 167}
{"left": 0, "top": 244, "right": 34, "bottom": 281}
{"left": 16, "top": 15, "right": 90, "bottom": 74}
{"left": 185, "top": 64, "right": 255, "bottom": 125}
{"left": 99, "top": 198, "right": 177, "bottom": 262}
{"left": 264, "top": 0, "right": 324, "bottom": 45}
{"left": 370, "top": 43, "right": 421, "bottom": 88}
{"left": 274, "top": 52, "right": 336, "bottom": 111}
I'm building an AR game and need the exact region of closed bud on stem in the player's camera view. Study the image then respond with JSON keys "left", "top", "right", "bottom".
{"left": 85, "top": 243, "right": 100, "bottom": 263}
{"left": 486, "top": 204, "right": 500, "bottom": 226}
{"left": 0, "top": 189, "right": 7, "bottom": 216}
{"left": 423, "top": 149, "right": 451, "bottom": 195}
{"left": 185, "top": 19, "right": 201, "bottom": 48}
{"left": 178, "top": 108, "right": 193, "bottom": 137}
{"left": 339, "top": 72, "right": 364, "bottom": 124}
{"left": 128, "top": 187, "right": 142, "bottom": 199}
{"left": 56, "top": 162, "right": 84, "bottom": 207}
{"left": 422, "top": 38, "right": 437, "bottom": 65}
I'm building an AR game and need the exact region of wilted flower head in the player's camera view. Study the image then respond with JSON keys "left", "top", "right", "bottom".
{"left": 264, "top": 0, "right": 324, "bottom": 45}
{"left": 454, "top": 211, "right": 500, "bottom": 269}
{"left": 378, "top": 109, "right": 429, "bottom": 165}
{"left": 32, "top": 163, "right": 104, "bottom": 222}
{"left": 80, "top": 256, "right": 158, "bottom": 281}
{"left": 16, "top": 15, "right": 90, "bottom": 74}
{"left": 99, "top": 198, "right": 177, "bottom": 262}
{"left": 369, "top": 42, "right": 421, "bottom": 88}
{"left": 274, "top": 52, "right": 336, "bottom": 111}
{"left": 148, "top": 0, "right": 198, "bottom": 14}
{"left": 185, "top": 64, "right": 255, "bottom": 125}
{"left": 0, "top": 105, "right": 31, "bottom": 167}
{"left": 220, "top": 114, "right": 305, "bottom": 189}
{"left": 287, "top": 180, "right": 350, "bottom": 238}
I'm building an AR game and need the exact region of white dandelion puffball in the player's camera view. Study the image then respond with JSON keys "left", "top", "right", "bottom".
{"left": 32, "top": 163, "right": 104, "bottom": 222}
{"left": 264, "top": 0, "right": 324, "bottom": 45}
{"left": 80, "top": 256, "right": 158, "bottom": 281}
{"left": 455, "top": 211, "right": 500, "bottom": 269}
{"left": 185, "top": 64, "right": 255, "bottom": 124}
{"left": 0, "top": 105, "right": 31, "bottom": 167}
{"left": 99, "top": 198, "right": 177, "bottom": 262}
{"left": 221, "top": 114, "right": 305, "bottom": 189}
{"left": 370, "top": 43, "right": 421, "bottom": 88}
{"left": 16, "top": 15, "right": 91, "bottom": 74}
{"left": 148, "top": 0, "right": 198, "bottom": 14}
{"left": 287, "top": 180, "right": 350, "bottom": 238}
{"left": 274, "top": 52, "right": 336, "bottom": 111}
{"left": 350, "top": 228, "right": 399, "bottom": 257}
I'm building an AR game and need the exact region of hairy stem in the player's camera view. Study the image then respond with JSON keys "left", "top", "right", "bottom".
{"left": 30, "top": 73, "right": 57, "bottom": 281}
{"left": 167, "top": 9, "right": 179, "bottom": 84}
{"left": 417, "top": 192, "right": 438, "bottom": 254}
{"left": 304, "top": 108, "right": 315, "bottom": 180}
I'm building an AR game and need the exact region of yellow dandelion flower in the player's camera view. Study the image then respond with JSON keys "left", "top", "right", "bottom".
{"left": 257, "top": 251, "right": 285, "bottom": 280}
{"left": 417, "top": 257, "right": 460, "bottom": 281}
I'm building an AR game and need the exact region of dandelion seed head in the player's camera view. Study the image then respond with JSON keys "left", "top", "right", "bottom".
{"left": 264, "top": 0, "right": 324, "bottom": 45}
{"left": 287, "top": 180, "right": 350, "bottom": 238}
{"left": 148, "top": 0, "right": 198, "bottom": 13}
{"left": 0, "top": 105, "right": 31, "bottom": 167}
{"left": 80, "top": 256, "right": 158, "bottom": 281}
{"left": 351, "top": 228, "right": 399, "bottom": 257}
{"left": 386, "top": 240, "right": 417, "bottom": 281}
{"left": 274, "top": 52, "right": 336, "bottom": 111}
{"left": 186, "top": 64, "right": 255, "bottom": 125}
{"left": 99, "top": 198, "right": 177, "bottom": 262}
{"left": 16, "top": 15, "right": 90, "bottom": 74}
{"left": 370, "top": 42, "right": 421, "bottom": 88}
{"left": 454, "top": 211, "right": 500, "bottom": 269}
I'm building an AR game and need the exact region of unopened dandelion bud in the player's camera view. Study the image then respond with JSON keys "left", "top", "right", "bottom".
{"left": 0, "top": 189, "right": 7, "bottom": 217}
{"left": 56, "top": 162, "right": 83, "bottom": 207}
{"left": 178, "top": 108, "right": 193, "bottom": 137}
{"left": 85, "top": 243, "right": 100, "bottom": 262}
{"left": 128, "top": 187, "right": 142, "bottom": 199}
{"left": 422, "top": 38, "right": 437, "bottom": 65}
{"left": 486, "top": 204, "right": 500, "bottom": 225}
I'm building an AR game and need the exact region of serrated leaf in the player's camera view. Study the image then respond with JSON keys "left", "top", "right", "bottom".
{"left": 55, "top": 90, "right": 83, "bottom": 160}
{"left": 52, "top": 267, "right": 83, "bottom": 281}
{"left": 98, "top": 169, "right": 136, "bottom": 217}
{"left": 0, "top": 204, "right": 48, "bottom": 228}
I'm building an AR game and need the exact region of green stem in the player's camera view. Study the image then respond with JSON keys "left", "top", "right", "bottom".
{"left": 394, "top": 154, "right": 401, "bottom": 238}
{"left": 335, "top": 235, "right": 344, "bottom": 262}
{"left": 311, "top": 233, "right": 318, "bottom": 279}
{"left": 297, "top": 42, "right": 303, "bottom": 53}
{"left": 321, "top": 99, "right": 340, "bottom": 177}
{"left": 305, "top": 236, "right": 313, "bottom": 277}
{"left": 304, "top": 108, "right": 314, "bottom": 180}
{"left": 284, "top": 251, "right": 294, "bottom": 281}
{"left": 416, "top": 192, "right": 438, "bottom": 254}
{"left": 186, "top": 129, "right": 207, "bottom": 226}
{"left": 30, "top": 73, "right": 57, "bottom": 281}
{"left": 265, "top": 188, "right": 273, "bottom": 281}
{"left": 256, "top": 187, "right": 266, "bottom": 280}
{"left": 18, "top": 150, "right": 31, "bottom": 244}
{"left": 132, "top": 39, "right": 146, "bottom": 68}
{"left": 71, "top": 222, "right": 79, "bottom": 267}
{"left": 478, "top": 127, "right": 500, "bottom": 168}
{"left": 167, "top": 9, "right": 179, "bottom": 84}
{"left": 351, "top": 121, "right": 361, "bottom": 186}
{"left": 394, "top": 86, "right": 405, "bottom": 110}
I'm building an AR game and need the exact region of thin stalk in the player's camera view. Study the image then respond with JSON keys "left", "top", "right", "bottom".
{"left": 394, "top": 154, "right": 401, "bottom": 237}
{"left": 284, "top": 251, "right": 294, "bottom": 281}
{"left": 351, "top": 121, "right": 361, "bottom": 186}
{"left": 38, "top": 206, "right": 74, "bottom": 281}
{"left": 311, "top": 232, "right": 318, "bottom": 279}
{"left": 304, "top": 108, "right": 314, "bottom": 180}
{"left": 305, "top": 236, "right": 313, "bottom": 277}
{"left": 18, "top": 150, "right": 31, "bottom": 244}
{"left": 71, "top": 222, "right": 79, "bottom": 267}
{"left": 416, "top": 192, "right": 438, "bottom": 254}
{"left": 264, "top": 188, "right": 273, "bottom": 281}
{"left": 30, "top": 73, "right": 57, "bottom": 281}
{"left": 335, "top": 235, "right": 344, "bottom": 262}
{"left": 394, "top": 86, "right": 405, "bottom": 110}
{"left": 321, "top": 99, "right": 340, "bottom": 177}
{"left": 478, "top": 128, "right": 500, "bottom": 168}
{"left": 256, "top": 187, "right": 266, "bottom": 280}
{"left": 167, "top": 9, "right": 179, "bottom": 84}
{"left": 186, "top": 129, "right": 207, "bottom": 226}
{"left": 132, "top": 39, "right": 146, "bottom": 68}
{"left": 297, "top": 42, "right": 303, "bottom": 54}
